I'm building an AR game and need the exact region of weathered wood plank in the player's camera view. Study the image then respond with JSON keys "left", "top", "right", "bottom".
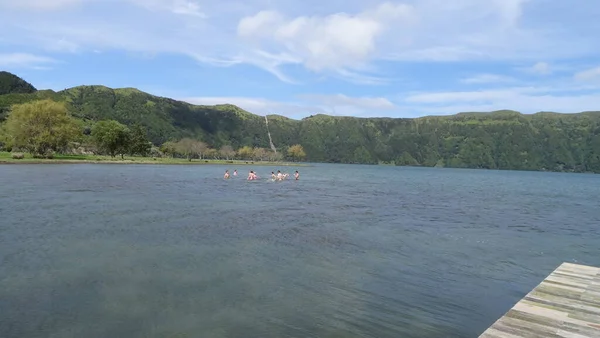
{"left": 479, "top": 262, "right": 600, "bottom": 337}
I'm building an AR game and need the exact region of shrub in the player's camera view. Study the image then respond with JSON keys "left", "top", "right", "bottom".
{"left": 11, "top": 152, "right": 24, "bottom": 159}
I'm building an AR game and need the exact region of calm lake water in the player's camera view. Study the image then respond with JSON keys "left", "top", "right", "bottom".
{"left": 1, "top": 163, "right": 599, "bottom": 338}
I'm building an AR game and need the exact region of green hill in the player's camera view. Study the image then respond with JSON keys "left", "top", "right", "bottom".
{"left": 0, "top": 71, "right": 37, "bottom": 95}
{"left": 1, "top": 71, "right": 600, "bottom": 172}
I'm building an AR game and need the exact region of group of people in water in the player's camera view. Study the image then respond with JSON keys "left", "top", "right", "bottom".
{"left": 223, "top": 169, "right": 299, "bottom": 181}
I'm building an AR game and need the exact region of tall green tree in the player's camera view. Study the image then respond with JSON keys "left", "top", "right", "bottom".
{"left": 128, "top": 124, "right": 151, "bottom": 156}
{"left": 2, "top": 99, "right": 80, "bottom": 156}
{"left": 160, "top": 141, "right": 177, "bottom": 158}
{"left": 92, "top": 120, "right": 130, "bottom": 158}
{"left": 0, "top": 123, "right": 7, "bottom": 150}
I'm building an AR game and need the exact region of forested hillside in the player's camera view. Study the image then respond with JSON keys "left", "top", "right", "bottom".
{"left": 1, "top": 71, "right": 600, "bottom": 172}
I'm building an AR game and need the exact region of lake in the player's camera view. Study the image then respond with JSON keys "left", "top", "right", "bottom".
{"left": 1, "top": 163, "right": 599, "bottom": 337}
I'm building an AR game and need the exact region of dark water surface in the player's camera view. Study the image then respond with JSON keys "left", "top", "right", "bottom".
{"left": 1, "top": 164, "right": 599, "bottom": 338}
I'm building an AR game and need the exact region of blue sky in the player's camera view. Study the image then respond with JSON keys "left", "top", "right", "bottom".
{"left": 1, "top": 0, "right": 600, "bottom": 119}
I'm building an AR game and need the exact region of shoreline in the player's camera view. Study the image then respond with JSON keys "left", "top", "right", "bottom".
{"left": 0, "top": 160, "right": 307, "bottom": 166}
{"left": 0, "top": 156, "right": 308, "bottom": 167}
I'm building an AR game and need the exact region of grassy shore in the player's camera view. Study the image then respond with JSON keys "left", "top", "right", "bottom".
{"left": 0, "top": 152, "right": 307, "bottom": 166}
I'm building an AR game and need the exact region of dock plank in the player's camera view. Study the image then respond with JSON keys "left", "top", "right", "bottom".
{"left": 480, "top": 262, "right": 600, "bottom": 337}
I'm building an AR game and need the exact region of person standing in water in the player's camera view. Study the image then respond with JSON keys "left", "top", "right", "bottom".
{"left": 233, "top": 170, "right": 237, "bottom": 176}
{"left": 271, "top": 171, "right": 276, "bottom": 180}
{"left": 276, "top": 170, "right": 283, "bottom": 181}
{"left": 248, "top": 170, "right": 258, "bottom": 180}
{"left": 224, "top": 170, "right": 230, "bottom": 179}
{"left": 294, "top": 170, "right": 299, "bottom": 180}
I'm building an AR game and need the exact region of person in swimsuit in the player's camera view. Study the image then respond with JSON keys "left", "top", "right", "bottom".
{"left": 248, "top": 170, "right": 258, "bottom": 180}
{"left": 294, "top": 170, "right": 299, "bottom": 180}
{"left": 271, "top": 172, "right": 276, "bottom": 180}
{"left": 224, "top": 170, "right": 230, "bottom": 179}
{"left": 233, "top": 170, "right": 237, "bottom": 176}
{"left": 276, "top": 170, "right": 283, "bottom": 181}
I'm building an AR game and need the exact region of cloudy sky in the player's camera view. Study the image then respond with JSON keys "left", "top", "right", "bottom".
{"left": 1, "top": 0, "right": 599, "bottom": 118}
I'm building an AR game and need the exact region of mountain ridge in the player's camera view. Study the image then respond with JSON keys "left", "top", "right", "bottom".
{"left": 3, "top": 71, "right": 599, "bottom": 121}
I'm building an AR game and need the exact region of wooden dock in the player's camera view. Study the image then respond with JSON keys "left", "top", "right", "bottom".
{"left": 480, "top": 262, "right": 600, "bottom": 337}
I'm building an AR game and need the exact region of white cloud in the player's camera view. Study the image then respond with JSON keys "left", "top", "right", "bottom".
{"left": 516, "top": 61, "right": 552, "bottom": 75}
{"left": 574, "top": 66, "right": 600, "bottom": 81}
{"left": 0, "top": 53, "right": 58, "bottom": 68}
{"left": 302, "top": 94, "right": 396, "bottom": 110}
{"left": 406, "top": 89, "right": 519, "bottom": 104}
{"left": 181, "top": 93, "right": 397, "bottom": 118}
{"left": 6, "top": 0, "right": 590, "bottom": 82}
{"left": 530, "top": 61, "right": 551, "bottom": 74}
{"left": 181, "top": 96, "right": 325, "bottom": 118}
{"left": 237, "top": 10, "right": 283, "bottom": 39}
{"left": 401, "top": 85, "right": 600, "bottom": 115}
{"left": 129, "top": 0, "right": 206, "bottom": 17}
{"left": 1, "top": 0, "right": 205, "bottom": 16}
{"left": 0, "top": 0, "right": 85, "bottom": 10}
{"left": 237, "top": 2, "right": 414, "bottom": 75}
{"left": 1, "top": 0, "right": 599, "bottom": 86}
{"left": 180, "top": 86, "right": 600, "bottom": 119}
{"left": 460, "top": 73, "right": 516, "bottom": 84}
{"left": 332, "top": 69, "right": 393, "bottom": 85}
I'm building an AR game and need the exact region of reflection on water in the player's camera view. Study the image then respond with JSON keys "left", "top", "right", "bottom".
{"left": 1, "top": 164, "right": 600, "bottom": 337}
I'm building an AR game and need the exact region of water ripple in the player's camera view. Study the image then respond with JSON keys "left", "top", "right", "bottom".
{"left": 1, "top": 164, "right": 599, "bottom": 338}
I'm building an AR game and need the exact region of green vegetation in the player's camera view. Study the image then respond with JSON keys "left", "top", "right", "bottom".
{"left": 287, "top": 144, "right": 307, "bottom": 162}
{"left": 0, "top": 71, "right": 36, "bottom": 95}
{"left": 2, "top": 99, "right": 81, "bottom": 157}
{"left": 1, "top": 71, "right": 600, "bottom": 172}
{"left": 0, "top": 151, "right": 301, "bottom": 166}
{"left": 91, "top": 120, "right": 133, "bottom": 158}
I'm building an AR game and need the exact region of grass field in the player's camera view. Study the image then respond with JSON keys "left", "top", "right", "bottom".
{"left": 0, "top": 152, "right": 306, "bottom": 166}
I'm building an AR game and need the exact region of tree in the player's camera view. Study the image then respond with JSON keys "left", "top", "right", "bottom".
{"left": 287, "top": 144, "right": 306, "bottom": 162}
{"left": 395, "top": 151, "right": 419, "bottom": 166}
{"left": 252, "top": 147, "right": 268, "bottom": 161}
{"left": 353, "top": 146, "right": 374, "bottom": 164}
{"left": 191, "top": 140, "right": 208, "bottom": 159}
{"left": 0, "top": 123, "right": 8, "bottom": 151}
{"left": 175, "top": 138, "right": 194, "bottom": 161}
{"left": 92, "top": 120, "right": 130, "bottom": 158}
{"left": 237, "top": 146, "right": 253, "bottom": 160}
{"left": 128, "top": 124, "right": 151, "bottom": 156}
{"left": 205, "top": 148, "right": 218, "bottom": 159}
{"left": 219, "top": 145, "right": 236, "bottom": 160}
{"left": 160, "top": 141, "right": 177, "bottom": 158}
{"left": 175, "top": 138, "right": 207, "bottom": 161}
{"left": 2, "top": 99, "right": 80, "bottom": 156}
{"left": 268, "top": 151, "right": 283, "bottom": 162}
